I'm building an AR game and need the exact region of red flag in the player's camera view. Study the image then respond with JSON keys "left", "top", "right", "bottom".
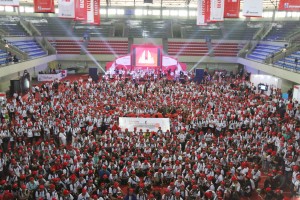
{"left": 75, "top": 0, "right": 87, "bottom": 21}
{"left": 197, "top": 0, "right": 210, "bottom": 25}
{"left": 278, "top": 0, "right": 300, "bottom": 11}
{"left": 34, "top": 0, "right": 55, "bottom": 13}
{"left": 224, "top": 0, "right": 240, "bottom": 18}
{"left": 93, "top": 0, "right": 100, "bottom": 25}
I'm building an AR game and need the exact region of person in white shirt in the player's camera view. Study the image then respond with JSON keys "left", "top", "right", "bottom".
{"left": 77, "top": 188, "right": 90, "bottom": 200}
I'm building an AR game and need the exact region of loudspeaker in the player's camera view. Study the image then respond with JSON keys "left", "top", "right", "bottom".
{"left": 10, "top": 80, "right": 21, "bottom": 96}
{"left": 89, "top": 68, "right": 99, "bottom": 82}
{"left": 194, "top": 69, "right": 204, "bottom": 84}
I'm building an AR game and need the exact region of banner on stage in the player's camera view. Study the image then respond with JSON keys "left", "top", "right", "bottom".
{"left": 210, "top": 0, "right": 224, "bottom": 21}
{"left": 0, "top": 0, "right": 19, "bottom": 6}
{"left": 38, "top": 71, "right": 67, "bottom": 81}
{"left": 243, "top": 0, "right": 263, "bottom": 17}
{"left": 58, "top": 0, "right": 75, "bottom": 18}
{"left": 34, "top": 0, "right": 55, "bottom": 13}
{"left": 278, "top": 0, "right": 300, "bottom": 11}
{"left": 197, "top": 0, "right": 210, "bottom": 25}
{"left": 224, "top": 0, "right": 240, "bottom": 18}
{"left": 119, "top": 117, "right": 171, "bottom": 133}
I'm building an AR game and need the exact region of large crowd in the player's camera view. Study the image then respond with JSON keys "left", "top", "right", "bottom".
{"left": 0, "top": 71, "right": 299, "bottom": 200}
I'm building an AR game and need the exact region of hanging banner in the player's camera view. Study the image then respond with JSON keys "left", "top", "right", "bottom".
{"left": 210, "top": 0, "right": 225, "bottom": 21}
{"left": 34, "top": 0, "right": 55, "bottom": 13}
{"left": 0, "top": 0, "right": 19, "bottom": 6}
{"left": 243, "top": 0, "right": 263, "bottom": 17}
{"left": 278, "top": 0, "right": 300, "bottom": 11}
{"left": 75, "top": 0, "right": 87, "bottom": 21}
{"left": 86, "top": 0, "right": 94, "bottom": 23}
{"left": 58, "top": 0, "right": 75, "bottom": 18}
{"left": 93, "top": 0, "right": 100, "bottom": 25}
{"left": 197, "top": 0, "right": 210, "bottom": 25}
{"left": 224, "top": 0, "right": 240, "bottom": 18}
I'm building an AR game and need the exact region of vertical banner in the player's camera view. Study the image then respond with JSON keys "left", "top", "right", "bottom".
{"left": 278, "top": 0, "right": 300, "bottom": 11}
{"left": 58, "top": 0, "right": 75, "bottom": 18}
{"left": 210, "top": 0, "right": 225, "bottom": 21}
{"left": 0, "top": 0, "right": 19, "bottom": 6}
{"left": 93, "top": 0, "right": 100, "bottom": 25}
{"left": 197, "top": 0, "right": 210, "bottom": 25}
{"left": 243, "top": 0, "right": 263, "bottom": 17}
{"left": 34, "top": 0, "right": 55, "bottom": 13}
{"left": 86, "top": 0, "right": 94, "bottom": 23}
{"left": 224, "top": 0, "right": 240, "bottom": 18}
{"left": 75, "top": 0, "right": 87, "bottom": 21}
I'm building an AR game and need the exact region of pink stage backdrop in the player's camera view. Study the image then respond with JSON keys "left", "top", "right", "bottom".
{"left": 106, "top": 44, "right": 186, "bottom": 74}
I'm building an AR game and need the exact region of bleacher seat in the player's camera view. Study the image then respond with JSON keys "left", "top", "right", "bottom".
{"left": 211, "top": 43, "right": 242, "bottom": 57}
{"left": 51, "top": 40, "right": 128, "bottom": 55}
{"left": 274, "top": 50, "right": 300, "bottom": 71}
{"left": 0, "top": 50, "right": 8, "bottom": 65}
{"left": 168, "top": 42, "right": 209, "bottom": 56}
{"left": 264, "top": 21, "right": 300, "bottom": 41}
{"left": 11, "top": 40, "right": 47, "bottom": 59}
{"left": 0, "top": 17, "right": 28, "bottom": 36}
{"left": 247, "top": 44, "right": 283, "bottom": 62}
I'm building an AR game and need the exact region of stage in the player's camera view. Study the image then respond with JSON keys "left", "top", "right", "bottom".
{"left": 105, "top": 43, "right": 187, "bottom": 79}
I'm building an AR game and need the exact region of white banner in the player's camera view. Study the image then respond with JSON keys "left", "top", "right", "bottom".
{"left": 86, "top": 0, "right": 94, "bottom": 23}
{"left": 119, "top": 117, "right": 171, "bottom": 133}
{"left": 210, "top": 0, "right": 224, "bottom": 21}
{"left": 115, "top": 55, "right": 131, "bottom": 66}
{"left": 38, "top": 73, "right": 65, "bottom": 81}
{"left": 162, "top": 56, "right": 178, "bottom": 66}
{"left": 243, "top": 0, "right": 263, "bottom": 17}
{"left": 197, "top": 0, "right": 208, "bottom": 25}
{"left": 0, "top": 0, "right": 19, "bottom": 6}
{"left": 58, "top": 0, "right": 75, "bottom": 18}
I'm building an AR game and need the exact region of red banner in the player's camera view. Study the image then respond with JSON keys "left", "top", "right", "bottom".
{"left": 224, "top": 0, "right": 240, "bottom": 18}
{"left": 75, "top": 0, "right": 87, "bottom": 21}
{"left": 34, "top": 0, "right": 55, "bottom": 13}
{"left": 197, "top": 0, "right": 211, "bottom": 25}
{"left": 93, "top": 0, "right": 100, "bottom": 25}
{"left": 278, "top": 0, "right": 300, "bottom": 11}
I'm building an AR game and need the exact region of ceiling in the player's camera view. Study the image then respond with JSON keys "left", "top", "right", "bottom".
{"left": 20, "top": 0, "right": 280, "bottom": 10}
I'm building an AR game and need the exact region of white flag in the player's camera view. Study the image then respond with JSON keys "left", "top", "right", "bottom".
{"left": 210, "top": 0, "right": 224, "bottom": 21}
{"left": 243, "top": 0, "right": 263, "bottom": 17}
{"left": 58, "top": 0, "right": 75, "bottom": 18}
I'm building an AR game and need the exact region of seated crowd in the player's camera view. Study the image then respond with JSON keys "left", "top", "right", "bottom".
{"left": 0, "top": 71, "right": 299, "bottom": 200}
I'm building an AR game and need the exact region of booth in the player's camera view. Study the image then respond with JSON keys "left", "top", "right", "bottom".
{"left": 293, "top": 85, "right": 300, "bottom": 102}
{"left": 250, "top": 74, "right": 282, "bottom": 96}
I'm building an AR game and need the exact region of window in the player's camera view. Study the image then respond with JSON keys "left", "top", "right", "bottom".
{"left": 189, "top": 10, "right": 197, "bottom": 17}
{"left": 108, "top": 8, "right": 116, "bottom": 15}
{"left": 178, "top": 10, "right": 187, "bottom": 17}
{"left": 117, "top": 9, "right": 124, "bottom": 15}
{"left": 135, "top": 9, "right": 143, "bottom": 16}
{"left": 162, "top": 10, "right": 170, "bottom": 16}
{"left": 170, "top": 10, "right": 178, "bottom": 16}
{"left": 5, "top": 6, "right": 14, "bottom": 12}
{"left": 100, "top": 9, "right": 106, "bottom": 15}
{"left": 24, "top": 6, "right": 34, "bottom": 13}
{"left": 152, "top": 10, "right": 160, "bottom": 16}
{"left": 275, "top": 11, "right": 286, "bottom": 18}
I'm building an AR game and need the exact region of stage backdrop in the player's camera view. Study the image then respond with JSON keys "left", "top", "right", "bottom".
{"left": 119, "top": 117, "right": 170, "bottom": 132}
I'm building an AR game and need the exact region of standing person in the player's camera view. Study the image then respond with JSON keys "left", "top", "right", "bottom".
{"left": 124, "top": 188, "right": 137, "bottom": 200}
